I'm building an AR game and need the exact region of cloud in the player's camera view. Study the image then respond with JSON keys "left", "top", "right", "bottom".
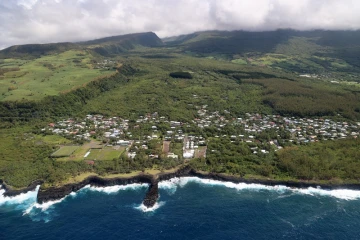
{"left": 0, "top": 0, "right": 360, "bottom": 49}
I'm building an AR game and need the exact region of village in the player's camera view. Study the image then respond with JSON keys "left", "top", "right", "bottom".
{"left": 46, "top": 106, "right": 360, "bottom": 162}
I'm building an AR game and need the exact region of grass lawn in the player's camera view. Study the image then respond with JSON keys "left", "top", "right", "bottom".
{"left": 51, "top": 146, "right": 79, "bottom": 157}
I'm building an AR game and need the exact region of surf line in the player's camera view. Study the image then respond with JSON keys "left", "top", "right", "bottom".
{"left": 3, "top": 166, "right": 360, "bottom": 209}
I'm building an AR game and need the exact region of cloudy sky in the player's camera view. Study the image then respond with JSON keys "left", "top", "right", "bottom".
{"left": 0, "top": 0, "right": 360, "bottom": 49}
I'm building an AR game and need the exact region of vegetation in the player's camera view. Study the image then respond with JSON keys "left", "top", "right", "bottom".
{"left": 0, "top": 50, "right": 117, "bottom": 101}
{"left": 190, "top": 137, "right": 360, "bottom": 183}
{"left": 51, "top": 146, "right": 79, "bottom": 158}
{"left": 1, "top": 30, "right": 360, "bottom": 188}
{"left": 169, "top": 71, "right": 193, "bottom": 79}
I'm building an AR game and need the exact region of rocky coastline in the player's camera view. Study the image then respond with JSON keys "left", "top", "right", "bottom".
{"left": 1, "top": 180, "right": 43, "bottom": 197}
{"left": 2, "top": 166, "right": 360, "bottom": 209}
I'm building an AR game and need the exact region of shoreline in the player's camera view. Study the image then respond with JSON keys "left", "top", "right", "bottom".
{"left": 2, "top": 166, "right": 360, "bottom": 206}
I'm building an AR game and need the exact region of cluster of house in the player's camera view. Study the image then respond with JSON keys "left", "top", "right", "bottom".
{"left": 235, "top": 113, "right": 360, "bottom": 142}
{"left": 46, "top": 114, "right": 129, "bottom": 142}
{"left": 94, "top": 59, "right": 116, "bottom": 69}
{"left": 46, "top": 109, "right": 360, "bottom": 159}
{"left": 192, "top": 106, "right": 360, "bottom": 154}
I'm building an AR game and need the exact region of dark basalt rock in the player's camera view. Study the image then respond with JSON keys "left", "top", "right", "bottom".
{"left": 4, "top": 165, "right": 359, "bottom": 207}
{"left": 142, "top": 181, "right": 159, "bottom": 208}
{"left": 37, "top": 175, "right": 153, "bottom": 203}
{"left": 1, "top": 180, "right": 43, "bottom": 197}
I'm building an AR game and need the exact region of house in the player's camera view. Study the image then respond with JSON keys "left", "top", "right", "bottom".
{"left": 167, "top": 153, "right": 178, "bottom": 159}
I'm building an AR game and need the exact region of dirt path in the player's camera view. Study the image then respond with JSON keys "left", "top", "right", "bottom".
{"left": 163, "top": 141, "right": 170, "bottom": 154}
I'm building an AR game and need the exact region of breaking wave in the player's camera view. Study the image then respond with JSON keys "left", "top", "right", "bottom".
{"left": 159, "top": 177, "right": 360, "bottom": 200}
{"left": 23, "top": 183, "right": 149, "bottom": 215}
{"left": 134, "top": 201, "right": 166, "bottom": 213}
{"left": 0, "top": 185, "right": 39, "bottom": 209}
{"left": 2, "top": 176, "right": 360, "bottom": 223}
{"left": 82, "top": 183, "right": 149, "bottom": 194}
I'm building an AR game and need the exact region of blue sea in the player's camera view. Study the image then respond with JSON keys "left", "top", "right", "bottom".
{"left": 1, "top": 177, "right": 360, "bottom": 240}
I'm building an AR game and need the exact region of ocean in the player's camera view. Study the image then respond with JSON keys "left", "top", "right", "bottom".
{"left": 1, "top": 177, "right": 360, "bottom": 240}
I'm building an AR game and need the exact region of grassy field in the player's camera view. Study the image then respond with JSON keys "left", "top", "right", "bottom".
{"left": 51, "top": 146, "right": 79, "bottom": 157}
{"left": 231, "top": 58, "right": 247, "bottom": 65}
{"left": 85, "top": 147, "right": 125, "bottom": 161}
{"left": 57, "top": 140, "right": 102, "bottom": 161}
{"left": 0, "top": 50, "right": 116, "bottom": 101}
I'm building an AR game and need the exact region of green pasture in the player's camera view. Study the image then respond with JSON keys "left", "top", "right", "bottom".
{"left": 0, "top": 50, "right": 116, "bottom": 101}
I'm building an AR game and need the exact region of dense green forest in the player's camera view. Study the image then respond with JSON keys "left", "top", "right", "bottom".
{"left": 1, "top": 30, "right": 360, "bottom": 188}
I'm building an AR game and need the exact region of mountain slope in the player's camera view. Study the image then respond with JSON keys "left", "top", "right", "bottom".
{"left": 80, "top": 32, "right": 163, "bottom": 56}
{"left": 0, "top": 32, "right": 163, "bottom": 59}
{"left": 0, "top": 42, "right": 79, "bottom": 59}
{"left": 164, "top": 30, "right": 360, "bottom": 74}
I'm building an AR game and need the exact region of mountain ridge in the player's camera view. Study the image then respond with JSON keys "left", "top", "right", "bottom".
{"left": 0, "top": 32, "right": 163, "bottom": 58}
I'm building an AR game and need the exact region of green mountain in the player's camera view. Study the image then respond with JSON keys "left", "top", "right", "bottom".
{"left": 0, "top": 32, "right": 163, "bottom": 59}
{"left": 81, "top": 32, "right": 163, "bottom": 56}
{"left": 165, "top": 30, "right": 360, "bottom": 72}
{"left": 0, "top": 42, "right": 79, "bottom": 59}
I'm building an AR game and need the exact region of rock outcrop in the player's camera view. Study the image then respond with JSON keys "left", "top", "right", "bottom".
{"left": 37, "top": 175, "right": 153, "bottom": 203}
{"left": 1, "top": 180, "right": 43, "bottom": 197}
{"left": 142, "top": 180, "right": 159, "bottom": 208}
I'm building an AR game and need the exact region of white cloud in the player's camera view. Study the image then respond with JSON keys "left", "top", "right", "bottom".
{"left": 0, "top": 0, "right": 360, "bottom": 49}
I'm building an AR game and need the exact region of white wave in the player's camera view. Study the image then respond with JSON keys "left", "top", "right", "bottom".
{"left": 23, "top": 196, "right": 67, "bottom": 216}
{"left": 159, "top": 177, "right": 288, "bottom": 194}
{"left": 134, "top": 201, "right": 165, "bottom": 212}
{"left": 23, "top": 183, "right": 149, "bottom": 215}
{"left": 159, "top": 177, "right": 360, "bottom": 201}
{"left": 83, "top": 183, "right": 149, "bottom": 194}
{"left": 0, "top": 185, "right": 39, "bottom": 207}
{"left": 294, "top": 187, "right": 360, "bottom": 200}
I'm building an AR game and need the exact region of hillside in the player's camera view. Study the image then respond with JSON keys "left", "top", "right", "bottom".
{"left": 81, "top": 32, "right": 163, "bottom": 56}
{"left": 165, "top": 30, "right": 360, "bottom": 77}
{"left": 0, "top": 32, "right": 163, "bottom": 101}
{"left": 0, "top": 30, "right": 360, "bottom": 188}
{"left": 0, "top": 42, "right": 79, "bottom": 59}
{"left": 0, "top": 32, "right": 163, "bottom": 59}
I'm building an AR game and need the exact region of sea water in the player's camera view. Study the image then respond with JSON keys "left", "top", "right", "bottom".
{"left": 1, "top": 177, "right": 360, "bottom": 239}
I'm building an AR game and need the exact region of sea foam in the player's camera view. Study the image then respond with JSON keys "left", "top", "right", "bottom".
{"left": 83, "top": 183, "right": 149, "bottom": 194}
{"left": 159, "top": 177, "right": 360, "bottom": 200}
{"left": 134, "top": 201, "right": 166, "bottom": 213}
{"left": 0, "top": 185, "right": 39, "bottom": 208}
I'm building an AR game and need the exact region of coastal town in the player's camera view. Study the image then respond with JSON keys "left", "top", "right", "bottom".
{"left": 45, "top": 105, "right": 360, "bottom": 162}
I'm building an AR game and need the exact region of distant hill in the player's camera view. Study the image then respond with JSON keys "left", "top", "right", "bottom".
{"left": 165, "top": 29, "right": 360, "bottom": 70}
{"left": 165, "top": 29, "right": 360, "bottom": 53}
{"left": 0, "top": 42, "right": 79, "bottom": 59}
{"left": 80, "top": 32, "right": 163, "bottom": 56}
{"left": 0, "top": 32, "right": 163, "bottom": 58}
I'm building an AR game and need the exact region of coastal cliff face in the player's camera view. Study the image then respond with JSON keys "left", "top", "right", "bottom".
{"left": 37, "top": 175, "right": 153, "bottom": 203}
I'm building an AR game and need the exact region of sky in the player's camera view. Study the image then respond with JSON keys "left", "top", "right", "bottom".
{"left": 1, "top": 0, "right": 360, "bottom": 49}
